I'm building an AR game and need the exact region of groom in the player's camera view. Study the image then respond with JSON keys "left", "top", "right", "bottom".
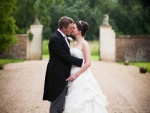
{"left": 43, "top": 16, "right": 83, "bottom": 113}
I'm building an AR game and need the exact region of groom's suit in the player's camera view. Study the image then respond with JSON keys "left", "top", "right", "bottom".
{"left": 43, "top": 30, "right": 83, "bottom": 102}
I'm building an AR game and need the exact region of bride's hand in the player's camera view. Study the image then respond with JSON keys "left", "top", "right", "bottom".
{"left": 66, "top": 73, "right": 78, "bottom": 81}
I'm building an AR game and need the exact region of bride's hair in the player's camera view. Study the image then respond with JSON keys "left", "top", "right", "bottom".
{"left": 76, "top": 21, "right": 89, "bottom": 37}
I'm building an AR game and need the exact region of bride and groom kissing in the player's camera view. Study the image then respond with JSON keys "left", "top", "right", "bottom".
{"left": 43, "top": 16, "right": 108, "bottom": 113}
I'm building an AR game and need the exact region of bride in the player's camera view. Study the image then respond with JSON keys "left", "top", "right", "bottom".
{"left": 63, "top": 21, "right": 108, "bottom": 113}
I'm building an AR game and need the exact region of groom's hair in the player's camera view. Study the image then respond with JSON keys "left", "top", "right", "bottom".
{"left": 58, "top": 16, "right": 74, "bottom": 29}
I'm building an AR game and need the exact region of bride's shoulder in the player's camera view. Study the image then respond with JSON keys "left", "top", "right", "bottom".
{"left": 82, "top": 40, "right": 90, "bottom": 51}
{"left": 83, "top": 40, "right": 89, "bottom": 46}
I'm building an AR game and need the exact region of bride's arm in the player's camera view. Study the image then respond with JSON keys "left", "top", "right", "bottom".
{"left": 66, "top": 41, "right": 91, "bottom": 81}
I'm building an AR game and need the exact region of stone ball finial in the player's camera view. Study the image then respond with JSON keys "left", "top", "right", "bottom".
{"left": 102, "top": 14, "right": 109, "bottom": 26}
{"left": 124, "top": 60, "right": 129, "bottom": 65}
{"left": 139, "top": 67, "right": 147, "bottom": 73}
{"left": 0, "top": 64, "right": 4, "bottom": 70}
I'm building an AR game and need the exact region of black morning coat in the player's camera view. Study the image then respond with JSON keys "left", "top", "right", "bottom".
{"left": 43, "top": 30, "right": 83, "bottom": 102}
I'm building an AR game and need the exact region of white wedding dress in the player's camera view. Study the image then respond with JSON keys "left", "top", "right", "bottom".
{"left": 63, "top": 48, "right": 108, "bottom": 113}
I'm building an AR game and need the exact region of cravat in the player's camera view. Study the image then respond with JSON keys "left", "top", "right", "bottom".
{"left": 64, "top": 36, "right": 70, "bottom": 47}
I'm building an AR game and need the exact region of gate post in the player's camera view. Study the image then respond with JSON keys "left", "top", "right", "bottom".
{"left": 99, "top": 14, "right": 116, "bottom": 61}
{"left": 27, "top": 17, "right": 43, "bottom": 60}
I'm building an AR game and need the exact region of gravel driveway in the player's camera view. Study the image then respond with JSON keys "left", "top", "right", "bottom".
{"left": 0, "top": 59, "right": 150, "bottom": 113}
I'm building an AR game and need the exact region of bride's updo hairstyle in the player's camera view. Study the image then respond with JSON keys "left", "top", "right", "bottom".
{"left": 76, "top": 21, "right": 89, "bottom": 37}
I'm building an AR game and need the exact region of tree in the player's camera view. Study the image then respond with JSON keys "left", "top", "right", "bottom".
{"left": 13, "top": 0, "right": 64, "bottom": 39}
{"left": 0, "top": 0, "right": 18, "bottom": 51}
{"left": 13, "top": 0, "right": 35, "bottom": 34}
{"left": 111, "top": 0, "right": 149, "bottom": 35}
{"left": 14, "top": 0, "right": 149, "bottom": 40}
{"left": 50, "top": 0, "right": 104, "bottom": 40}
{"left": 139, "top": 0, "right": 150, "bottom": 33}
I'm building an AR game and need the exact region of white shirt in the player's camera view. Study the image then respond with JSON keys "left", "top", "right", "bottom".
{"left": 57, "top": 29, "right": 69, "bottom": 47}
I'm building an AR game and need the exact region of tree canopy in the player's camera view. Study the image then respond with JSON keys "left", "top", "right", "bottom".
{"left": 1, "top": 0, "right": 149, "bottom": 51}
{"left": 48, "top": 0, "right": 150, "bottom": 40}
{"left": 0, "top": 0, "right": 18, "bottom": 51}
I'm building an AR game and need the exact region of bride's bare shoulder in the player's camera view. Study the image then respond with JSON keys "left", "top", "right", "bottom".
{"left": 83, "top": 40, "right": 89, "bottom": 46}
{"left": 82, "top": 40, "right": 90, "bottom": 51}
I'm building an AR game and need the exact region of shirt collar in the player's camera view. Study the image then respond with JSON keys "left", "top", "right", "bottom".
{"left": 57, "top": 29, "right": 66, "bottom": 38}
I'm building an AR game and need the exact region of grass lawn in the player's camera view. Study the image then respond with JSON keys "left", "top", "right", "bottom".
{"left": 130, "top": 62, "right": 150, "bottom": 72}
{"left": 42, "top": 40, "right": 100, "bottom": 61}
{"left": 42, "top": 55, "right": 49, "bottom": 58}
{"left": 119, "top": 62, "right": 150, "bottom": 73}
{"left": 42, "top": 40, "right": 99, "bottom": 56}
{"left": 42, "top": 55, "right": 100, "bottom": 61}
{"left": 91, "top": 55, "right": 99, "bottom": 60}
{"left": 0, "top": 59, "right": 24, "bottom": 65}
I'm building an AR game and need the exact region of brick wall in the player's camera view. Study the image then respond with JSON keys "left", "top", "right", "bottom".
{"left": 116, "top": 36, "right": 150, "bottom": 62}
{"left": 0, "top": 34, "right": 27, "bottom": 60}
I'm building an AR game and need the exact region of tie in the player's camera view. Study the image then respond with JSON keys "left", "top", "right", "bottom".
{"left": 64, "top": 36, "right": 70, "bottom": 47}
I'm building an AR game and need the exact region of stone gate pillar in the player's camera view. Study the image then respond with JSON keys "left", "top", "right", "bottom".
{"left": 27, "top": 17, "right": 43, "bottom": 60}
{"left": 99, "top": 14, "right": 116, "bottom": 61}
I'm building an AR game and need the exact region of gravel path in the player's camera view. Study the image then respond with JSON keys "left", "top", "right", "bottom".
{"left": 0, "top": 60, "right": 150, "bottom": 113}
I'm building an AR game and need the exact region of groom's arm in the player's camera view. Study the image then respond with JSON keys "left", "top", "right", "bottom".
{"left": 50, "top": 37, "right": 83, "bottom": 67}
